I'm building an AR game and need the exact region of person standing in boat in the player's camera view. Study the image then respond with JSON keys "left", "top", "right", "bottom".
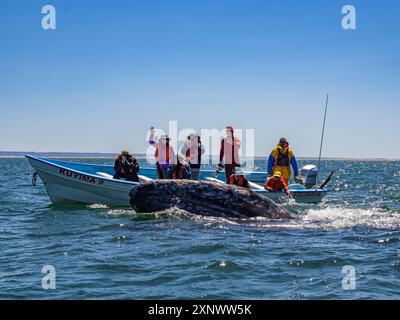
{"left": 179, "top": 133, "right": 205, "bottom": 180}
{"left": 267, "top": 137, "right": 299, "bottom": 185}
{"left": 264, "top": 171, "right": 292, "bottom": 198}
{"left": 219, "top": 125, "right": 241, "bottom": 183}
{"left": 113, "top": 150, "right": 140, "bottom": 182}
{"left": 148, "top": 127, "right": 176, "bottom": 179}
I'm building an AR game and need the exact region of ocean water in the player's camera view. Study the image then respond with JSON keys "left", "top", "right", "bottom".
{"left": 0, "top": 158, "right": 399, "bottom": 299}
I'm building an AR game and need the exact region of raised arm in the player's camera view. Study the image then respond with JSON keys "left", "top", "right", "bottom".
{"left": 148, "top": 127, "right": 156, "bottom": 145}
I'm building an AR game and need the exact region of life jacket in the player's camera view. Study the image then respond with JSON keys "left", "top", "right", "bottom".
{"left": 229, "top": 174, "right": 250, "bottom": 188}
{"left": 126, "top": 163, "right": 135, "bottom": 174}
{"left": 125, "top": 156, "right": 139, "bottom": 177}
{"left": 264, "top": 177, "right": 289, "bottom": 193}
{"left": 114, "top": 155, "right": 139, "bottom": 181}
{"left": 155, "top": 141, "right": 170, "bottom": 164}
{"left": 274, "top": 145, "right": 290, "bottom": 167}
{"left": 185, "top": 144, "right": 202, "bottom": 168}
{"left": 220, "top": 136, "right": 241, "bottom": 165}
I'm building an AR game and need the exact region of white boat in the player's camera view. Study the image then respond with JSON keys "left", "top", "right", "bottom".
{"left": 26, "top": 155, "right": 328, "bottom": 206}
{"left": 26, "top": 155, "right": 137, "bottom": 206}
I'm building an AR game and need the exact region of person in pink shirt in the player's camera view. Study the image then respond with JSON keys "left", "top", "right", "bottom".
{"left": 218, "top": 125, "right": 241, "bottom": 183}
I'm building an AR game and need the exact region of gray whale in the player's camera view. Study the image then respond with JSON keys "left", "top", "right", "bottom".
{"left": 129, "top": 180, "right": 292, "bottom": 219}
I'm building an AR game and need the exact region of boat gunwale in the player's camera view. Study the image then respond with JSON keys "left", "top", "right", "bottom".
{"left": 25, "top": 155, "right": 271, "bottom": 176}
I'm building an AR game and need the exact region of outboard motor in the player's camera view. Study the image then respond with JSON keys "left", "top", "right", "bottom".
{"left": 300, "top": 165, "right": 318, "bottom": 189}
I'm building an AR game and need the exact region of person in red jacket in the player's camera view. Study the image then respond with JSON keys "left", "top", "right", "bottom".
{"left": 228, "top": 168, "right": 250, "bottom": 189}
{"left": 219, "top": 125, "right": 241, "bottom": 183}
{"left": 264, "top": 171, "right": 292, "bottom": 198}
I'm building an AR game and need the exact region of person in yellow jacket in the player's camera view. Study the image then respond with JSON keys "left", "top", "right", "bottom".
{"left": 267, "top": 137, "right": 299, "bottom": 185}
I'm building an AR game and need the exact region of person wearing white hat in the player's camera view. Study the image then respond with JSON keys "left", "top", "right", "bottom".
{"left": 228, "top": 167, "right": 250, "bottom": 188}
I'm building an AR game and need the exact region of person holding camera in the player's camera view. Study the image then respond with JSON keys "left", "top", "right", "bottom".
{"left": 113, "top": 150, "right": 140, "bottom": 182}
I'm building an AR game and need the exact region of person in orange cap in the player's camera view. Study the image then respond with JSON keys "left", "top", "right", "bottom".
{"left": 264, "top": 171, "right": 292, "bottom": 198}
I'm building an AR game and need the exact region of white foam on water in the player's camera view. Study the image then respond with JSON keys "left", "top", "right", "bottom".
{"left": 105, "top": 208, "right": 135, "bottom": 217}
{"left": 89, "top": 203, "right": 400, "bottom": 231}
{"left": 234, "top": 206, "right": 400, "bottom": 231}
{"left": 301, "top": 206, "right": 400, "bottom": 230}
{"left": 87, "top": 203, "right": 109, "bottom": 209}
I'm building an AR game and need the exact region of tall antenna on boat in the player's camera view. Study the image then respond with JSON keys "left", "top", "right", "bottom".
{"left": 317, "top": 93, "right": 329, "bottom": 185}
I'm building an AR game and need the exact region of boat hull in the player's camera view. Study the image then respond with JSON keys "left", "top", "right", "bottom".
{"left": 26, "top": 156, "right": 135, "bottom": 206}
{"left": 254, "top": 189, "right": 327, "bottom": 203}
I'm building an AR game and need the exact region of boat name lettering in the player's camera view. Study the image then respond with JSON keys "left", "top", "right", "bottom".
{"left": 59, "top": 168, "right": 104, "bottom": 185}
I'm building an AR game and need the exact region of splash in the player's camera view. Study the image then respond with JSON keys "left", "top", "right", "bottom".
{"left": 105, "top": 208, "right": 135, "bottom": 217}
{"left": 302, "top": 206, "right": 400, "bottom": 230}
{"left": 87, "top": 203, "right": 109, "bottom": 209}
{"left": 205, "top": 206, "right": 400, "bottom": 231}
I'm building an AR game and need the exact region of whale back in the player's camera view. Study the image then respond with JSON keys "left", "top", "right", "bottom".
{"left": 129, "top": 180, "right": 292, "bottom": 219}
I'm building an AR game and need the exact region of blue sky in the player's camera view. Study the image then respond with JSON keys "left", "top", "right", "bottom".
{"left": 0, "top": 0, "right": 399, "bottom": 158}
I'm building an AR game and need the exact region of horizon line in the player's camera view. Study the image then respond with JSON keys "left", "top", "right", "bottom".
{"left": 0, "top": 151, "right": 399, "bottom": 161}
